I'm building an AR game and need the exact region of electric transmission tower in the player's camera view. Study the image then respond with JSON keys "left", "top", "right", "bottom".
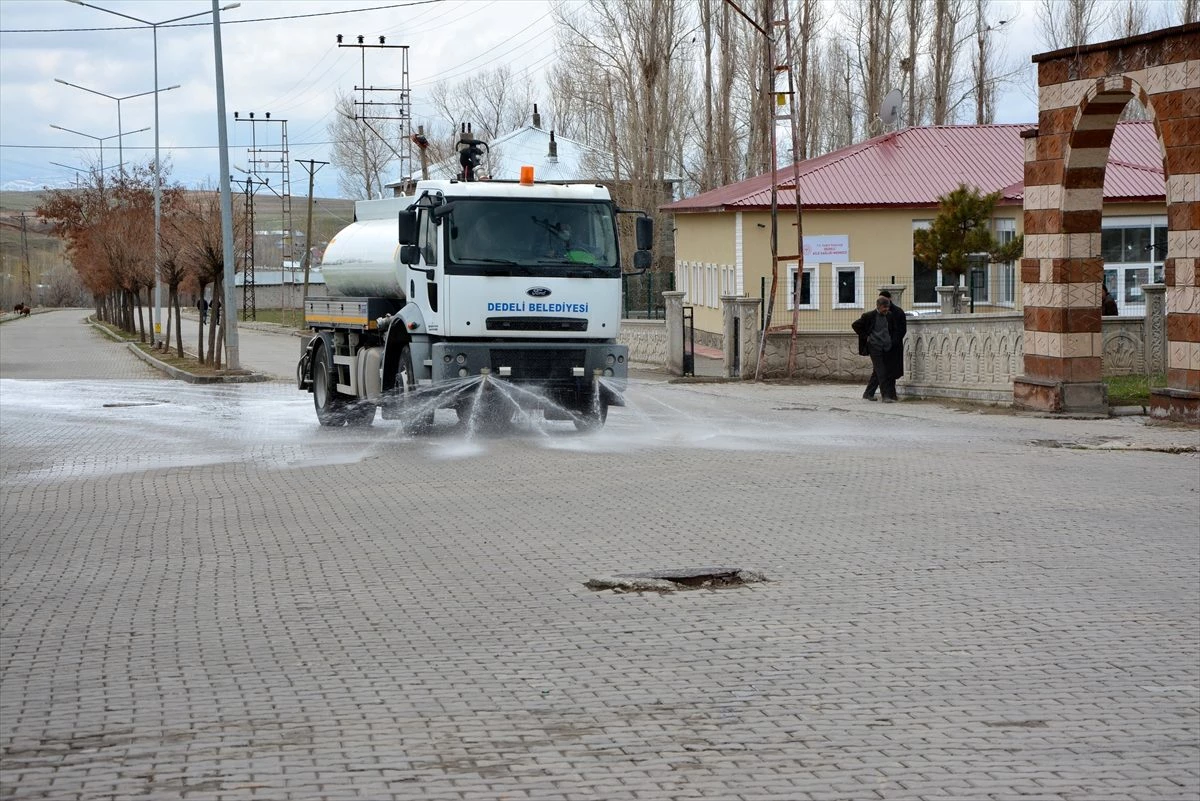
{"left": 336, "top": 34, "right": 413, "bottom": 189}
{"left": 231, "top": 172, "right": 267, "bottom": 320}
{"left": 235, "top": 111, "right": 295, "bottom": 293}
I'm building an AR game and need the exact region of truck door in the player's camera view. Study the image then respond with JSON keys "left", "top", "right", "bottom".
{"left": 416, "top": 206, "right": 445, "bottom": 335}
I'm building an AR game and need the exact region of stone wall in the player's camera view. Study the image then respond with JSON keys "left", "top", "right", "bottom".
{"left": 901, "top": 314, "right": 1025, "bottom": 403}
{"left": 619, "top": 319, "right": 668, "bottom": 366}
{"left": 758, "top": 332, "right": 866, "bottom": 381}
{"left": 1102, "top": 317, "right": 1149, "bottom": 376}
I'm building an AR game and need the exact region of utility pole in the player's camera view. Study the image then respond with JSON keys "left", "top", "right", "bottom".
{"left": 18, "top": 212, "right": 32, "bottom": 304}
{"left": 296, "top": 158, "right": 327, "bottom": 306}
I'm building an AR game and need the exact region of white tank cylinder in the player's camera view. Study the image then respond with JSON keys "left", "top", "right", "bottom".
{"left": 319, "top": 219, "right": 408, "bottom": 299}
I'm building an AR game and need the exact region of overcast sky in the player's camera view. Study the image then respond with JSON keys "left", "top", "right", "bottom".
{"left": 0, "top": 0, "right": 1167, "bottom": 200}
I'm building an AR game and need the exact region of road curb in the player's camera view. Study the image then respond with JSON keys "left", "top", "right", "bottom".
{"left": 125, "top": 342, "right": 270, "bottom": 383}
{"left": 86, "top": 315, "right": 269, "bottom": 383}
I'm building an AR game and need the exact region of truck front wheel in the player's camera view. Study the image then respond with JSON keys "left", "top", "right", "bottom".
{"left": 574, "top": 401, "right": 608, "bottom": 431}
{"left": 398, "top": 344, "right": 434, "bottom": 432}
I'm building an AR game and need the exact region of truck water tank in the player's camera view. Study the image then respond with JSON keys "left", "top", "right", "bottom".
{"left": 319, "top": 219, "right": 408, "bottom": 299}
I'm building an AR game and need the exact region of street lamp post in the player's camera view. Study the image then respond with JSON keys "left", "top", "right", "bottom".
{"left": 49, "top": 123, "right": 151, "bottom": 175}
{"left": 65, "top": 0, "right": 240, "bottom": 346}
{"left": 54, "top": 79, "right": 179, "bottom": 176}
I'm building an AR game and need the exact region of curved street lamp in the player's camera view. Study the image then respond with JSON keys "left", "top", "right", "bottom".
{"left": 50, "top": 123, "right": 151, "bottom": 175}
{"left": 65, "top": 0, "right": 241, "bottom": 345}
{"left": 54, "top": 78, "right": 179, "bottom": 176}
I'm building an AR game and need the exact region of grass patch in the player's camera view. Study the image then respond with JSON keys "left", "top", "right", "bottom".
{"left": 132, "top": 343, "right": 225, "bottom": 376}
{"left": 90, "top": 318, "right": 141, "bottom": 341}
{"left": 1105, "top": 373, "right": 1165, "bottom": 406}
{"left": 235, "top": 307, "right": 308, "bottom": 328}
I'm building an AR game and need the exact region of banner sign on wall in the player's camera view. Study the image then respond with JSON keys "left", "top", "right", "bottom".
{"left": 802, "top": 235, "right": 850, "bottom": 261}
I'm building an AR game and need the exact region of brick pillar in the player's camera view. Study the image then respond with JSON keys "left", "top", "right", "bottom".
{"left": 1012, "top": 87, "right": 1110, "bottom": 415}
{"left": 721, "top": 295, "right": 760, "bottom": 380}
{"left": 1147, "top": 38, "right": 1200, "bottom": 423}
{"left": 663, "top": 290, "right": 685, "bottom": 376}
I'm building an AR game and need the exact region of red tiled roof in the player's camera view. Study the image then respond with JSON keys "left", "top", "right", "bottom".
{"left": 664, "top": 121, "right": 1164, "bottom": 212}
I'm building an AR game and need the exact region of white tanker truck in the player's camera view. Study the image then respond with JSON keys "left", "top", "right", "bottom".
{"left": 297, "top": 137, "right": 653, "bottom": 431}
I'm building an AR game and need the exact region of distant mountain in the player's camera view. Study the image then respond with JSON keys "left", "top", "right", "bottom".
{"left": 1, "top": 178, "right": 74, "bottom": 192}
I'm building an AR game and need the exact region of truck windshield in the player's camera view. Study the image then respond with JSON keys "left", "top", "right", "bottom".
{"left": 445, "top": 199, "right": 619, "bottom": 277}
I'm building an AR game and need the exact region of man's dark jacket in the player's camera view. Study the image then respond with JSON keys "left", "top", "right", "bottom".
{"left": 852, "top": 306, "right": 906, "bottom": 379}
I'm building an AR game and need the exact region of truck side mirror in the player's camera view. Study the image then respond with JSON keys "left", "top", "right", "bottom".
{"left": 632, "top": 250, "right": 652, "bottom": 271}
{"left": 398, "top": 210, "right": 418, "bottom": 245}
{"left": 636, "top": 216, "right": 653, "bottom": 251}
{"left": 399, "top": 244, "right": 420, "bottom": 265}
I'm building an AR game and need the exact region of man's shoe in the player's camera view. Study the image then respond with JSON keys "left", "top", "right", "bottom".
{"left": 881, "top": 396, "right": 895, "bottom": 403}
{"left": 863, "top": 393, "right": 876, "bottom": 401}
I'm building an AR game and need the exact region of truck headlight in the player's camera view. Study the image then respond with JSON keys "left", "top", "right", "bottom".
{"left": 606, "top": 354, "right": 616, "bottom": 366}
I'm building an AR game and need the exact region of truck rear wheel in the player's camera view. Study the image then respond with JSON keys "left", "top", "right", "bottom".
{"left": 313, "top": 342, "right": 373, "bottom": 426}
{"left": 313, "top": 352, "right": 347, "bottom": 426}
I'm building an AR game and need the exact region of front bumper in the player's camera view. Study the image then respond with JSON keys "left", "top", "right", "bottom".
{"left": 430, "top": 341, "right": 628, "bottom": 405}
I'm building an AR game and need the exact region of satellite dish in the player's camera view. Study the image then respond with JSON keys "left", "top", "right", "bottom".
{"left": 879, "top": 89, "right": 903, "bottom": 127}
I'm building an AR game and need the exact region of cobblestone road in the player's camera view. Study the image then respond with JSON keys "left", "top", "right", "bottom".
{"left": 2, "top": 311, "right": 1198, "bottom": 800}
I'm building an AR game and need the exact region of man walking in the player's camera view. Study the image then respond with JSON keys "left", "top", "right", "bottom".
{"left": 852, "top": 293, "right": 907, "bottom": 402}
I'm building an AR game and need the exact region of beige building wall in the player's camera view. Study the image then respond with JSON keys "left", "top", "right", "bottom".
{"left": 672, "top": 199, "right": 1165, "bottom": 340}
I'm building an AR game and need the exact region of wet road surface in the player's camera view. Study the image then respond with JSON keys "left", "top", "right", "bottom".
{"left": 1, "top": 310, "right": 1198, "bottom": 800}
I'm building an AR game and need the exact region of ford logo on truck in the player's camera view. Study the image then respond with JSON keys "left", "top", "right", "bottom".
{"left": 526, "top": 286, "right": 552, "bottom": 298}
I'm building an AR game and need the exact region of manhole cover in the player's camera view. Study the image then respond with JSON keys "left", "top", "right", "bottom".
{"left": 585, "top": 566, "right": 766, "bottom": 593}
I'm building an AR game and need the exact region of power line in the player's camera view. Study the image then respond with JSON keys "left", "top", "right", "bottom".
{"left": 0, "top": 0, "right": 446, "bottom": 34}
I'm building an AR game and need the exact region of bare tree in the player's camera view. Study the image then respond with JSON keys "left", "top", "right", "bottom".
{"left": 793, "top": 0, "right": 824, "bottom": 158}
{"left": 550, "top": 0, "right": 695, "bottom": 232}
{"left": 901, "top": 0, "right": 929, "bottom": 126}
{"left": 1036, "top": 0, "right": 1107, "bottom": 50}
{"left": 851, "top": 0, "right": 903, "bottom": 136}
{"left": 694, "top": 0, "right": 747, "bottom": 189}
{"left": 970, "top": 0, "right": 1004, "bottom": 124}
{"left": 930, "top": 0, "right": 969, "bottom": 125}
{"left": 1113, "top": 0, "right": 1151, "bottom": 35}
{"left": 328, "top": 90, "right": 398, "bottom": 199}
{"left": 429, "top": 65, "right": 537, "bottom": 147}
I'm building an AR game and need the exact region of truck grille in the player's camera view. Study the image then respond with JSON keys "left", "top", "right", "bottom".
{"left": 489, "top": 349, "right": 586, "bottom": 380}
{"left": 486, "top": 316, "right": 588, "bottom": 332}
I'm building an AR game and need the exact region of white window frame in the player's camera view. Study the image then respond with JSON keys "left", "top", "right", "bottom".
{"left": 785, "top": 263, "right": 819, "bottom": 311}
{"left": 992, "top": 218, "right": 1017, "bottom": 307}
{"left": 1102, "top": 216, "right": 1167, "bottom": 315}
{"left": 832, "top": 261, "right": 864, "bottom": 309}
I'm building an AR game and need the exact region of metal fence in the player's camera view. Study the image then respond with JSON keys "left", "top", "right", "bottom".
{"left": 622, "top": 271, "right": 675, "bottom": 320}
{"left": 753, "top": 269, "right": 1023, "bottom": 333}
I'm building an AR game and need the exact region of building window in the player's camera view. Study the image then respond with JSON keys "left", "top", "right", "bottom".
{"left": 912, "top": 220, "right": 936, "bottom": 304}
{"left": 786, "top": 263, "right": 818, "bottom": 310}
{"left": 994, "top": 219, "right": 1016, "bottom": 305}
{"left": 833, "top": 262, "right": 864, "bottom": 309}
{"left": 1102, "top": 216, "right": 1167, "bottom": 313}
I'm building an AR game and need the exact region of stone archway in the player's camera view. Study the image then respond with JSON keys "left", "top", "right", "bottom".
{"left": 1013, "top": 23, "right": 1199, "bottom": 423}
